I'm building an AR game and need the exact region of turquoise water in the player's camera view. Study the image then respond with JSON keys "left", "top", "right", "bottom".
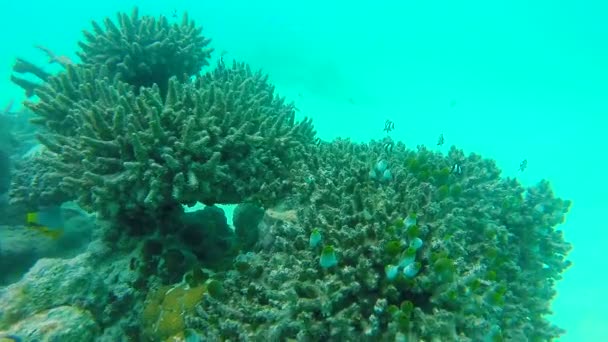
{"left": 0, "top": 0, "right": 606, "bottom": 340}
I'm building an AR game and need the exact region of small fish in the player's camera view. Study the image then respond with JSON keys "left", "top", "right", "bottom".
{"left": 26, "top": 221, "right": 64, "bottom": 239}
{"left": 383, "top": 119, "right": 395, "bottom": 134}
{"left": 519, "top": 159, "right": 528, "bottom": 172}
{"left": 403, "top": 262, "right": 421, "bottom": 278}
{"left": 2, "top": 99, "right": 15, "bottom": 115}
{"left": 450, "top": 163, "right": 462, "bottom": 175}
{"left": 184, "top": 328, "right": 203, "bottom": 342}
{"left": 309, "top": 228, "right": 322, "bottom": 248}
{"left": 320, "top": 245, "right": 338, "bottom": 268}
{"left": 25, "top": 207, "right": 65, "bottom": 240}
{"left": 34, "top": 45, "right": 73, "bottom": 66}
{"left": 129, "top": 257, "right": 138, "bottom": 271}
{"left": 437, "top": 133, "right": 444, "bottom": 146}
{"left": 404, "top": 213, "right": 417, "bottom": 228}
{"left": 383, "top": 140, "right": 394, "bottom": 153}
{"left": 385, "top": 264, "right": 399, "bottom": 280}
{"left": 380, "top": 136, "right": 394, "bottom": 153}
{"left": 375, "top": 159, "right": 388, "bottom": 173}
{"left": 219, "top": 49, "right": 229, "bottom": 64}
{"left": 172, "top": 9, "right": 178, "bottom": 19}
{"left": 382, "top": 169, "right": 393, "bottom": 182}
{"left": 410, "top": 237, "right": 423, "bottom": 250}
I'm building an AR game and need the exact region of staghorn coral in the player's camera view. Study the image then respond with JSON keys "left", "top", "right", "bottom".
{"left": 11, "top": 45, "right": 72, "bottom": 98}
{"left": 23, "top": 64, "right": 125, "bottom": 136}
{"left": 77, "top": 7, "right": 213, "bottom": 96}
{"left": 13, "top": 8, "right": 314, "bottom": 222}
{"left": 9, "top": 64, "right": 124, "bottom": 209}
{"left": 34, "top": 60, "right": 315, "bottom": 220}
{"left": 188, "top": 141, "right": 571, "bottom": 341}
{"left": 10, "top": 58, "right": 52, "bottom": 98}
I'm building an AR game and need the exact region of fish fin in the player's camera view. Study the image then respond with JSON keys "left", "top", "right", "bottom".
{"left": 38, "top": 226, "right": 63, "bottom": 240}
{"left": 27, "top": 225, "right": 63, "bottom": 239}
{"left": 25, "top": 224, "right": 46, "bottom": 233}
{"left": 47, "top": 228, "right": 64, "bottom": 240}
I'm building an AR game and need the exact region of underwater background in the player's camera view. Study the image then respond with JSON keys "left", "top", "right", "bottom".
{"left": 0, "top": 0, "right": 606, "bottom": 340}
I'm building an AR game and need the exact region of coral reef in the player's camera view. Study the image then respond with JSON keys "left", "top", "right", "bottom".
{"left": 77, "top": 7, "right": 213, "bottom": 96}
{"left": 187, "top": 141, "right": 571, "bottom": 341}
{"left": 8, "top": 154, "right": 71, "bottom": 210}
{"left": 11, "top": 7, "right": 315, "bottom": 223}
{"left": 23, "top": 65, "right": 121, "bottom": 136}
{"left": 0, "top": 202, "right": 94, "bottom": 285}
{"left": 2, "top": 7, "right": 572, "bottom": 342}
{"left": 10, "top": 58, "right": 50, "bottom": 97}
{"left": 141, "top": 282, "right": 206, "bottom": 340}
{"left": 26, "top": 59, "right": 315, "bottom": 222}
{"left": 0, "top": 253, "right": 109, "bottom": 330}
{"left": 0, "top": 113, "right": 18, "bottom": 195}
{"left": 179, "top": 205, "right": 235, "bottom": 266}
{"left": 233, "top": 202, "right": 266, "bottom": 250}
{"left": 0, "top": 306, "right": 99, "bottom": 341}
{"left": 0, "top": 231, "right": 156, "bottom": 341}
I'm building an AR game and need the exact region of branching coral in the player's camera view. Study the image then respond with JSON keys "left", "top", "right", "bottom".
{"left": 189, "top": 141, "right": 572, "bottom": 341}
{"left": 24, "top": 65, "right": 124, "bottom": 136}
{"left": 77, "top": 7, "right": 213, "bottom": 95}
{"left": 6, "top": 7, "right": 571, "bottom": 342}
{"left": 12, "top": 6, "right": 315, "bottom": 222}
{"left": 34, "top": 60, "right": 315, "bottom": 220}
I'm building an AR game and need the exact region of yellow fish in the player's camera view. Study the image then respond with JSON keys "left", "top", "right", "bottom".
{"left": 25, "top": 211, "right": 64, "bottom": 240}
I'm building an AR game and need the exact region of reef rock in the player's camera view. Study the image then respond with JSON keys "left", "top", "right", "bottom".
{"left": 0, "top": 305, "right": 99, "bottom": 341}
{"left": 0, "top": 252, "right": 108, "bottom": 330}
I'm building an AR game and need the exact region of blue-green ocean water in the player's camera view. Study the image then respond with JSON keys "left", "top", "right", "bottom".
{"left": 0, "top": 0, "right": 606, "bottom": 340}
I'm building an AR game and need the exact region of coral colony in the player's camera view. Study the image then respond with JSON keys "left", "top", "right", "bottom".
{"left": 0, "top": 7, "right": 571, "bottom": 341}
